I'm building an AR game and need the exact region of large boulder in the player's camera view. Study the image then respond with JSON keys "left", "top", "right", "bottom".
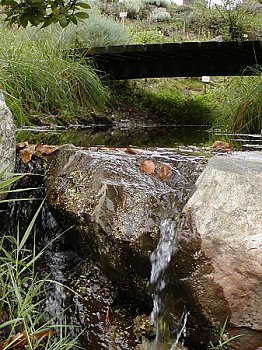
{"left": 0, "top": 91, "right": 16, "bottom": 198}
{"left": 175, "top": 153, "right": 262, "bottom": 349}
{"left": 45, "top": 145, "right": 262, "bottom": 349}
{"left": 45, "top": 145, "right": 205, "bottom": 309}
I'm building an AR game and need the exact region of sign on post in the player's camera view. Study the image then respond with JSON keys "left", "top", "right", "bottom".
{"left": 119, "top": 11, "right": 127, "bottom": 24}
{"left": 201, "top": 76, "right": 210, "bottom": 83}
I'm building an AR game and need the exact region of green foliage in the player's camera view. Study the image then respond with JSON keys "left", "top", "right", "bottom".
{"left": 209, "top": 318, "right": 243, "bottom": 349}
{"left": 145, "top": 0, "right": 172, "bottom": 7}
{"left": 183, "top": 0, "right": 261, "bottom": 40}
{"left": 90, "top": 0, "right": 119, "bottom": 16}
{"left": 215, "top": 0, "right": 251, "bottom": 40}
{"left": 128, "top": 24, "right": 168, "bottom": 44}
{"left": 0, "top": 176, "right": 82, "bottom": 349}
{"left": 0, "top": 0, "right": 90, "bottom": 28}
{"left": 60, "top": 10, "right": 129, "bottom": 48}
{"left": 110, "top": 78, "right": 214, "bottom": 126}
{"left": 124, "top": 0, "right": 145, "bottom": 18}
{"left": 150, "top": 7, "right": 171, "bottom": 22}
{"left": 212, "top": 66, "right": 262, "bottom": 133}
{"left": 0, "top": 22, "right": 108, "bottom": 126}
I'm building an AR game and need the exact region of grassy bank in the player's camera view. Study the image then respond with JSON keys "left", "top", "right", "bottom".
{"left": 0, "top": 21, "right": 109, "bottom": 127}
{"left": 0, "top": 0, "right": 261, "bottom": 133}
{"left": 107, "top": 78, "right": 215, "bottom": 126}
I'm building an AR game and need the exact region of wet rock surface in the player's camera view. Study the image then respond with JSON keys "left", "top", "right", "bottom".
{"left": 66, "top": 258, "right": 140, "bottom": 350}
{"left": 45, "top": 145, "right": 206, "bottom": 310}
{"left": 0, "top": 92, "right": 16, "bottom": 198}
{"left": 176, "top": 153, "right": 262, "bottom": 349}
{"left": 3, "top": 145, "right": 262, "bottom": 349}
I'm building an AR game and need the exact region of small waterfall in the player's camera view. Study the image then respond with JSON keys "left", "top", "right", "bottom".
{"left": 40, "top": 205, "right": 81, "bottom": 326}
{"left": 149, "top": 219, "right": 188, "bottom": 350}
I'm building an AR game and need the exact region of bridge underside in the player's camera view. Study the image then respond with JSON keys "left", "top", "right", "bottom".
{"left": 76, "top": 41, "right": 261, "bottom": 79}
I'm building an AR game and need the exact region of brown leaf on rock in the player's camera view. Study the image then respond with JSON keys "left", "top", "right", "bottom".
{"left": 16, "top": 141, "right": 28, "bottom": 150}
{"left": 139, "top": 159, "right": 156, "bottom": 175}
{"left": 211, "top": 140, "right": 231, "bottom": 150}
{"left": 125, "top": 148, "right": 142, "bottom": 155}
{"left": 159, "top": 163, "right": 172, "bottom": 180}
{"left": 19, "top": 145, "right": 36, "bottom": 163}
{"left": 35, "top": 144, "right": 59, "bottom": 155}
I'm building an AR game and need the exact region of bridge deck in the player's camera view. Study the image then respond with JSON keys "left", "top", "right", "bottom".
{"left": 76, "top": 41, "right": 262, "bottom": 79}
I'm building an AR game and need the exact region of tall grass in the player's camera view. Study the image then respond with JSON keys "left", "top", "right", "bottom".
{"left": 212, "top": 66, "right": 262, "bottom": 133}
{"left": 0, "top": 175, "right": 82, "bottom": 349}
{"left": 0, "top": 21, "right": 108, "bottom": 126}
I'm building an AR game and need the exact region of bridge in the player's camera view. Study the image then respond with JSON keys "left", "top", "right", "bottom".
{"left": 76, "top": 40, "right": 262, "bottom": 79}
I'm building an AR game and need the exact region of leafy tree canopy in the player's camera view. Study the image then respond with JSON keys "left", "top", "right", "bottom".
{"left": 0, "top": 0, "right": 90, "bottom": 28}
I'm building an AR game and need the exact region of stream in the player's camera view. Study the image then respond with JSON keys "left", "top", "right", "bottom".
{"left": 2, "top": 125, "right": 262, "bottom": 349}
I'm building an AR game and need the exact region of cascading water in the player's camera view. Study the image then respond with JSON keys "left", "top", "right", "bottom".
{"left": 40, "top": 204, "right": 81, "bottom": 326}
{"left": 149, "top": 218, "right": 188, "bottom": 350}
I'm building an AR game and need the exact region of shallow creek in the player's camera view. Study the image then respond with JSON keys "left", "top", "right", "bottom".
{"left": 2, "top": 125, "right": 262, "bottom": 349}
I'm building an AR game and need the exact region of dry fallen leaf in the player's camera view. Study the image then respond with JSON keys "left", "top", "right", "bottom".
{"left": 125, "top": 148, "right": 142, "bottom": 155}
{"left": 19, "top": 145, "right": 36, "bottom": 163}
{"left": 211, "top": 140, "right": 231, "bottom": 150}
{"left": 139, "top": 159, "right": 156, "bottom": 175}
{"left": 16, "top": 141, "right": 28, "bottom": 150}
{"left": 35, "top": 144, "right": 59, "bottom": 155}
{"left": 105, "top": 306, "right": 110, "bottom": 325}
{"left": 159, "top": 163, "right": 172, "bottom": 180}
{"left": 0, "top": 329, "right": 55, "bottom": 349}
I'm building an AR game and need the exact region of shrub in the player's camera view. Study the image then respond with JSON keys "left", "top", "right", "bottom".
{"left": 145, "top": 0, "right": 172, "bottom": 8}
{"left": 90, "top": 0, "right": 121, "bottom": 16}
{"left": 124, "top": 0, "right": 146, "bottom": 18}
{"left": 150, "top": 8, "right": 172, "bottom": 22}
{"left": 128, "top": 25, "right": 168, "bottom": 44}
{"left": 61, "top": 10, "right": 129, "bottom": 48}
{"left": 215, "top": 0, "right": 251, "bottom": 41}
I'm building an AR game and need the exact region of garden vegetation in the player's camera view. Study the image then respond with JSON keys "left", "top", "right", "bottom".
{"left": 0, "top": 172, "right": 82, "bottom": 349}
{"left": 0, "top": 0, "right": 261, "bottom": 132}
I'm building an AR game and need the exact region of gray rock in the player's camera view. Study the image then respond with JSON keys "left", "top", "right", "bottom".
{"left": 45, "top": 145, "right": 262, "bottom": 348}
{"left": 0, "top": 92, "right": 16, "bottom": 199}
{"left": 176, "top": 153, "right": 262, "bottom": 349}
{"left": 45, "top": 145, "right": 205, "bottom": 309}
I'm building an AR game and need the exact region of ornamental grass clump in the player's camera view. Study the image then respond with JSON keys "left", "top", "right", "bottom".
{"left": 0, "top": 20, "right": 108, "bottom": 126}
{"left": 213, "top": 66, "right": 262, "bottom": 133}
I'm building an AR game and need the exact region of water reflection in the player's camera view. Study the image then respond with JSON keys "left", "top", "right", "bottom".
{"left": 16, "top": 125, "right": 262, "bottom": 150}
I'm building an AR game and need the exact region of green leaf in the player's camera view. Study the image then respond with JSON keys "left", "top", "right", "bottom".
{"left": 20, "top": 16, "right": 29, "bottom": 28}
{"left": 0, "top": 0, "right": 17, "bottom": 5}
{"left": 41, "top": 16, "right": 56, "bottom": 28}
{"left": 70, "top": 14, "right": 78, "bottom": 25}
{"left": 59, "top": 15, "right": 68, "bottom": 27}
{"left": 18, "top": 199, "right": 45, "bottom": 252}
{"left": 74, "top": 11, "right": 89, "bottom": 19}
{"left": 78, "top": 2, "right": 90, "bottom": 9}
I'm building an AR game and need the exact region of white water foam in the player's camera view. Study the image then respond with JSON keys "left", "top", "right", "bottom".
{"left": 149, "top": 218, "right": 188, "bottom": 350}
